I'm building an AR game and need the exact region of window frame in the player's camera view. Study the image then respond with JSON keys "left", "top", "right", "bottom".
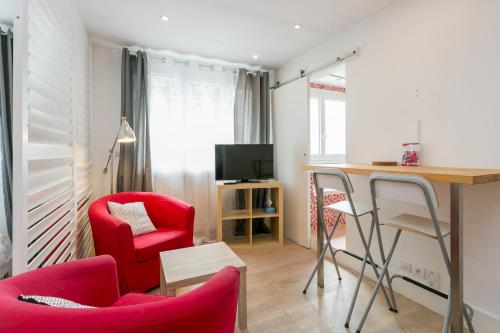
{"left": 309, "top": 88, "right": 346, "bottom": 163}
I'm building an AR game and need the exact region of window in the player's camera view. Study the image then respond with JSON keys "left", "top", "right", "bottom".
{"left": 309, "top": 91, "right": 346, "bottom": 162}
{"left": 149, "top": 57, "right": 238, "bottom": 238}
{"left": 309, "top": 97, "right": 320, "bottom": 155}
{"left": 324, "top": 99, "right": 346, "bottom": 155}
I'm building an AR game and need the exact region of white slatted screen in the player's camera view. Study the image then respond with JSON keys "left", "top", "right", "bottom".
{"left": 72, "top": 3, "right": 94, "bottom": 260}
{"left": 13, "top": 0, "right": 93, "bottom": 274}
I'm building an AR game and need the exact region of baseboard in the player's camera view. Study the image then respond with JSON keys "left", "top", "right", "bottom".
{"left": 309, "top": 243, "right": 500, "bottom": 332}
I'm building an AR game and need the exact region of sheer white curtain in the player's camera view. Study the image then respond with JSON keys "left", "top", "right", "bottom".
{"left": 149, "top": 57, "right": 237, "bottom": 240}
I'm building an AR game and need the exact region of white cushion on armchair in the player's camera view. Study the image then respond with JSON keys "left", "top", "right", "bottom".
{"left": 107, "top": 202, "right": 157, "bottom": 236}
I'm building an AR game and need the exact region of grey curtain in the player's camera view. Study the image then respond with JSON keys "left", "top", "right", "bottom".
{"left": 117, "top": 48, "right": 153, "bottom": 192}
{"left": 233, "top": 70, "right": 271, "bottom": 235}
{"left": 0, "top": 29, "right": 12, "bottom": 240}
{"left": 234, "top": 70, "right": 271, "bottom": 144}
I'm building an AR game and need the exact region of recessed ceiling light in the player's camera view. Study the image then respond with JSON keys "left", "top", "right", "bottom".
{"left": 293, "top": 24, "right": 302, "bottom": 30}
{"left": 252, "top": 54, "right": 259, "bottom": 60}
{"left": 160, "top": 15, "right": 169, "bottom": 21}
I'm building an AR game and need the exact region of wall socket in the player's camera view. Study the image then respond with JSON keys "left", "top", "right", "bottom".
{"left": 400, "top": 261, "right": 412, "bottom": 274}
{"left": 426, "top": 270, "right": 439, "bottom": 288}
{"left": 414, "top": 265, "right": 426, "bottom": 279}
{"left": 400, "top": 261, "right": 439, "bottom": 288}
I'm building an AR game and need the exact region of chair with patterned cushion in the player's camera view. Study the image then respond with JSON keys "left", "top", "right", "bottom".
{"left": 88, "top": 192, "right": 194, "bottom": 293}
{"left": 0, "top": 255, "right": 239, "bottom": 333}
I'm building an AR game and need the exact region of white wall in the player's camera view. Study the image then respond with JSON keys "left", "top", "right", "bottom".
{"left": 91, "top": 45, "right": 122, "bottom": 200}
{"left": 277, "top": 0, "right": 500, "bottom": 331}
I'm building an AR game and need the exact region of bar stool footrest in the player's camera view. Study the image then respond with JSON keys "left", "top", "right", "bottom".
{"left": 390, "top": 273, "right": 474, "bottom": 319}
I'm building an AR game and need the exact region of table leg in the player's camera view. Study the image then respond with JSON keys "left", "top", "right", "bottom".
{"left": 238, "top": 268, "right": 247, "bottom": 329}
{"left": 160, "top": 265, "right": 167, "bottom": 295}
{"left": 216, "top": 187, "right": 223, "bottom": 241}
{"left": 317, "top": 187, "right": 324, "bottom": 288}
{"left": 450, "top": 184, "right": 464, "bottom": 333}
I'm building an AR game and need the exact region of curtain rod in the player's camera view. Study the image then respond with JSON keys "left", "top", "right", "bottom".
{"left": 161, "top": 57, "right": 264, "bottom": 75}
{"left": 0, "top": 22, "right": 12, "bottom": 32}
{"left": 91, "top": 37, "right": 268, "bottom": 74}
{"left": 0, "top": 26, "right": 13, "bottom": 37}
{"left": 154, "top": 54, "right": 266, "bottom": 76}
{"left": 270, "top": 49, "right": 357, "bottom": 90}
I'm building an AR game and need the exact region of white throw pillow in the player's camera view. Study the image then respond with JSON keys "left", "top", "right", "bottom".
{"left": 107, "top": 202, "right": 157, "bottom": 236}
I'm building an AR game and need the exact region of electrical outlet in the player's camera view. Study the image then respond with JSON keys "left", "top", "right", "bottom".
{"left": 413, "top": 265, "right": 426, "bottom": 279}
{"left": 426, "top": 271, "right": 439, "bottom": 288}
{"left": 400, "top": 261, "right": 412, "bottom": 274}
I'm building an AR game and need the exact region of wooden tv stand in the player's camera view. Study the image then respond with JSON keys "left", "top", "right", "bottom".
{"left": 215, "top": 179, "right": 283, "bottom": 246}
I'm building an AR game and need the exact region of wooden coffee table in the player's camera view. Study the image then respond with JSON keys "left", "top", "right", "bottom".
{"left": 160, "top": 242, "right": 247, "bottom": 329}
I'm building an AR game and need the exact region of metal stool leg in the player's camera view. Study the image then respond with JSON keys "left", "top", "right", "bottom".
{"left": 345, "top": 215, "right": 376, "bottom": 328}
{"left": 319, "top": 211, "right": 342, "bottom": 281}
{"left": 374, "top": 218, "right": 399, "bottom": 312}
{"left": 463, "top": 304, "right": 475, "bottom": 333}
{"left": 356, "top": 229, "right": 402, "bottom": 333}
{"left": 433, "top": 213, "right": 475, "bottom": 333}
{"left": 303, "top": 214, "right": 341, "bottom": 293}
{"left": 442, "top": 291, "right": 451, "bottom": 333}
{"left": 351, "top": 212, "right": 395, "bottom": 311}
{"left": 441, "top": 292, "right": 475, "bottom": 333}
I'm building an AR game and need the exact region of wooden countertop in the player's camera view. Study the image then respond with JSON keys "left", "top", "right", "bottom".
{"left": 304, "top": 163, "right": 500, "bottom": 185}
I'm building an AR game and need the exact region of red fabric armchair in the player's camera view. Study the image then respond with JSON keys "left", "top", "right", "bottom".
{"left": 88, "top": 192, "right": 194, "bottom": 293}
{"left": 0, "top": 256, "right": 240, "bottom": 333}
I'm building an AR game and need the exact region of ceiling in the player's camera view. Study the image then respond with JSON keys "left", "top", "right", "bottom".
{"left": 76, "top": 0, "right": 398, "bottom": 68}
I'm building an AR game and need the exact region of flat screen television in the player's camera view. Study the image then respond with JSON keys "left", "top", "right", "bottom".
{"left": 215, "top": 144, "right": 274, "bottom": 182}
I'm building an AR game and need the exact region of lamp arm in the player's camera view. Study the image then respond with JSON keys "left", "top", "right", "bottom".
{"left": 103, "top": 133, "right": 119, "bottom": 174}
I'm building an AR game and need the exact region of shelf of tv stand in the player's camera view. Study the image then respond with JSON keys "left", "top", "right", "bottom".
{"left": 221, "top": 209, "right": 279, "bottom": 220}
{"left": 225, "top": 234, "right": 279, "bottom": 247}
{"left": 222, "top": 210, "right": 251, "bottom": 220}
{"left": 215, "top": 179, "right": 283, "bottom": 246}
{"left": 251, "top": 209, "right": 280, "bottom": 219}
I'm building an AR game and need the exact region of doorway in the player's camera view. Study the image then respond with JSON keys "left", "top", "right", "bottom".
{"left": 308, "top": 64, "right": 347, "bottom": 250}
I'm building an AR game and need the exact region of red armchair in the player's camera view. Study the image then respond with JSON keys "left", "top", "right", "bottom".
{"left": 88, "top": 192, "right": 194, "bottom": 293}
{"left": 0, "top": 256, "right": 240, "bottom": 333}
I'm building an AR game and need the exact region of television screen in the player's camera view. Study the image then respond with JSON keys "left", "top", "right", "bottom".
{"left": 215, "top": 144, "right": 274, "bottom": 181}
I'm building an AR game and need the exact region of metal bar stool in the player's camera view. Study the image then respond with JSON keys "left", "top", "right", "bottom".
{"left": 354, "top": 172, "right": 475, "bottom": 333}
{"left": 302, "top": 170, "right": 398, "bottom": 319}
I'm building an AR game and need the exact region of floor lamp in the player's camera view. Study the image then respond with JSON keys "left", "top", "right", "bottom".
{"left": 103, "top": 117, "right": 136, "bottom": 194}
